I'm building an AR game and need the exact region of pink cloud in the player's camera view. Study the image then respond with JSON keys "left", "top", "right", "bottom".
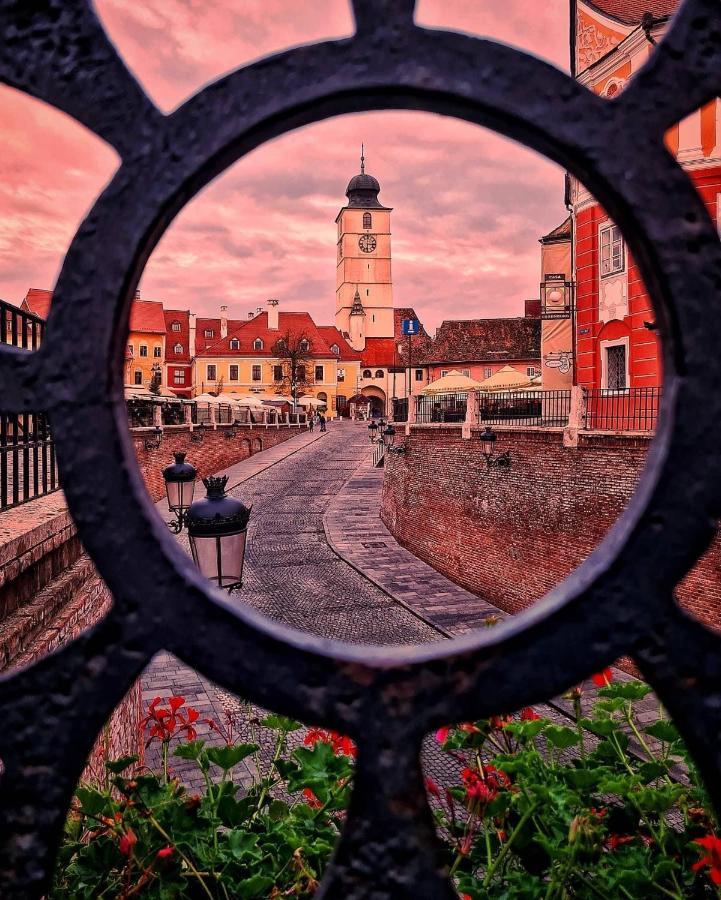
{"left": 0, "top": 1, "right": 572, "bottom": 334}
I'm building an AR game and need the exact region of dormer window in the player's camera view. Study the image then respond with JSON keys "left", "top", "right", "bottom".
{"left": 300, "top": 339, "right": 310, "bottom": 352}
{"left": 253, "top": 338, "right": 263, "bottom": 350}
{"left": 204, "top": 329, "right": 214, "bottom": 338}
{"left": 230, "top": 338, "right": 240, "bottom": 350}
{"left": 173, "top": 343, "right": 182, "bottom": 354}
{"left": 363, "top": 212, "right": 372, "bottom": 229}
{"left": 171, "top": 321, "right": 181, "bottom": 332}
{"left": 331, "top": 343, "right": 340, "bottom": 355}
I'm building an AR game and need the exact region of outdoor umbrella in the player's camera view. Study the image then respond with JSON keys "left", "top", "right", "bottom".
{"left": 420, "top": 370, "right": 484, "bottom": 395}
{"left": 477, "top": 365, "right": 537, "bottom": 393}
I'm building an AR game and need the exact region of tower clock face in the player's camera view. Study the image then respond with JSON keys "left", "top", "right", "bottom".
{"left": 358, "top": 234, "right": 377, "bottom": 253}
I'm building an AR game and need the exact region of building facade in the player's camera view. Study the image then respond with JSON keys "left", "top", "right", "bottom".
{"left": 571, "top": 0, "right": 719, "bottom": 392}
{"left": 125, "top": 299, "right": 167, "bottom": 389}
{"left": 163, "top": 309, "right": 192, "bottom": 398}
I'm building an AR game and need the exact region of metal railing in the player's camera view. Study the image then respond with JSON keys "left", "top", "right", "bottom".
{"left": 479, "top": 390, "right": 571, "bottom": 427}
{"left": 0, "top": 413, "right": 58, "bottom": 510}
{"left": 0, "top": 298, "right": 45, "bottom": 350}
{"left": 416, "top": 392, "right": 467, "bottom": 424}
{"left": 127, "top": 399, "right": 155, "bottom": 428}
{"left": 584, "top": 387, "right": 660, "bottom": 432}
{"left": 392, "top": 398, "right": 408, "bottom": 423}
{"left": 372, "top": 440, "right": 386, "bottom": 468}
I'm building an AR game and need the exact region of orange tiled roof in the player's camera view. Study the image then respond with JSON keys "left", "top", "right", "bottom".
{"left": 21, "top": 288, "right": 53, "bottom": 320}
{"left": 316, "top": 326, "right": 362, "bottom": 361}
{"left": 584, "top": 0, "right": 678, "bottom": 25}
{"left": 129, "top": 299, "right": 166, "bottom": 334}
{"left": 196, "top": 311, "right": 337, "bottom": 358}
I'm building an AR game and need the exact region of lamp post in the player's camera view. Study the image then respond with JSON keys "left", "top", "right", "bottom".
{"left": 368, "top": 418, "right": 386, "bottom": 443}
{"left": 382, "top": 424, "right": 405, "bottom": 454}
{"left": 190, "top": 420, "right": 207, "bottom": 444}
{"left": 162, "top": 451, "right": 196, "bottom": 533}
{"left": 479, "top": 426, "right": 511, "bottom": 470}
{"left": 186, "top": 475, "right": 251, "bottom": 591}
{"left": 144, "top": 425, "right": 163, "bottom": 451}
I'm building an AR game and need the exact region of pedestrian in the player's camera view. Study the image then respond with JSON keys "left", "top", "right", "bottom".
{"left": 308, "top": 414, "right": 314, "bottom": 432}
{"left": 319, "top": 413, "right": 326, "bottom": 433}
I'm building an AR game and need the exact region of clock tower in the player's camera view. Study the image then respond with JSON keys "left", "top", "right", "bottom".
{"left": 335, "top": 148, "right": 393, "bottom": 350}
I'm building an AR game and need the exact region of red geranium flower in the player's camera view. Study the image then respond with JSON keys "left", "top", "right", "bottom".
{"left": 140, "top": 696, "right": 200, "bottom": 745}
{"left": 592, "top": 668, "right": 613, "bottom": 687}
{"left": 693, "top": 835, "right": 721, "bottom": 884}
{"left": 490, "top": 715, "right": 512, "bottom": 730}
{"left": 520, "top": 707, "right": 540, "bottom": 721}
{"left": 435, "top": 726, "right": 451, "bottom": 745}
{"left": 303, "top": 788, "right": 322, "bottom": 809}
{"left": 303, "top": 728, "right": 356, "bottom": 758}
{"left": 606, "top": 834, "right": 634, "bottom": 851}
{"left": 425, "top": 777, "right": 440, "bottom": 797}
{"left": 119, "top": 828, "right": 137, "bottom": 857}
{"left": 156, "top": 846, "right": 174, "bottom": 859}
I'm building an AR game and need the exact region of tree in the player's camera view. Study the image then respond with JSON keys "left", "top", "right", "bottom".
{"left": 271, "top": 330, "right": 315, "bottom": 406}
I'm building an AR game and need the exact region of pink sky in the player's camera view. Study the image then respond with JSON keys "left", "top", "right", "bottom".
{"left": 0, "top": 1, "right": 570, "bottom": 334}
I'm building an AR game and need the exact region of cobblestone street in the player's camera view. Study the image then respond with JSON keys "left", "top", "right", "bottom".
{"left": 141, "top": 419, "right": 654, "bottom": 788}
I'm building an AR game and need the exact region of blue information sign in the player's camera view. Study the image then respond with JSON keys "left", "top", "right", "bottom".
{"left": 402, "top": 318, "right": 420, "bottom": 336}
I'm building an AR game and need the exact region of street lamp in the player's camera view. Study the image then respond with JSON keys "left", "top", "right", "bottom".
{"left": 162, "top": 451, "right": 196, "bottom": 533}
{"left": 368, "top": 418, "right": 386, "bottom": 444}
{"left": 225, "top": 418, "right": 241, "bottom": 439}
{"left": 144, "top": 425, "right": 163, "bottom": 451}
{"left": 382, "top": 424, "right": 405, "bottom": 454}
{"left": 186, "top": 475, "right": 252, "bottom": 591}
{"left": 190, "top": 420, "right": 207, "bottom": 444}
{"left": 479, "top": 426, "right": 511, "bottom": 470}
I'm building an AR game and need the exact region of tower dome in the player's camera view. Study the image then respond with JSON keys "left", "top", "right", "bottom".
{"left": 345, "top": 145, "right": 384, "bottom": 208}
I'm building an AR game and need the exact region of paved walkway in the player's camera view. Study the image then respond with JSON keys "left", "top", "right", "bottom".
{"left": 142, "top": 419, "right": 662, "bottom": 786}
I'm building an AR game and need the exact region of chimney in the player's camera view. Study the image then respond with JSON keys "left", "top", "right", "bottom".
{"left": 248, "top": 311, "right": 254, "bottom": 319}
{"left": 134, "top": 289, "right": 140, "bottom": 300}
{"left": 267, "top": 298, "right": 279, "bottom": 330}
{"left": 220, "top": 305, "right": 228, "bottom": 339}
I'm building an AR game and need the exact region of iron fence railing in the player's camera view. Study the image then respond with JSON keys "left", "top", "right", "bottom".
{"left": 160, "top": 402, "right": 185, "bottom": 426}
{"left": 416, "top": 392, "right": 467, "bottom": 424}
{"left": 0, "top": 298, "right": 45, "bottom": 350}
{"left": 127, "top": 399, "right": 155, "bottom": 429}
{"left": 0, "top": 412, "right": 58, "bottom": 510}
{"left": 372, "top": 440, "right": 386, "bottom": 468}
{"left": 478, "top": 390, "right": 571, "bottom": 427}
{"left": 584, "top": 387, "right": 660, "bottom": 432}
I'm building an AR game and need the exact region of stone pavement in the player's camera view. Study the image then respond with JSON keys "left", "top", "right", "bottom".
{"left": 142, "top": 418, "right": 663, "bottom": 786}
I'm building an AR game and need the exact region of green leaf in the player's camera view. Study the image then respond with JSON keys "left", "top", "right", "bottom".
{"left": 643, "top": 721, "right": 680, "bottom": 744}
{"left": 580, "top": 717, "right": 620, "bottom": 738}
{"left": 104, "top": 755, "right": 138, "bottom": 774}
{"left": 237, "top": 874, "right": 275, "bottom": 898}
{"left": 544, "top": 725, "right": 580, "bottom": 750}
{"left": 504, "top": 719, "right": 546, "bottom": 741}
{"left": 269, "top": 799, "right": 289, "bottom": 821}
{"left": 206, "top": 743, "right": 259, "bottom": 771}
{"left": 260, "top": 714, "right": 302, "bottom": 733}
{"left": 226, "top": 830, "right": 261, "bottom": 861}
{"left": 599, "top": 681, "right": 652, "bottom": 702}
{"left": 75, "top": 787, "right": 109, "bottom": 818}
{"left": 172, "top": 740, "right": 206, "bottom": 760}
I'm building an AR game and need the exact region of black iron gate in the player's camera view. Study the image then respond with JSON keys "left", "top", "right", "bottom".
{"left": 2, "top": 1, "right": 721, "bottom": 897}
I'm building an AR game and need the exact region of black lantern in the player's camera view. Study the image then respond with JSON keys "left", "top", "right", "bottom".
{"left": 479, "top": 426, "right": 511, "bottom": 470}
{"left": 382, "top": 424, "right": 405, "bottom": 454}
{"left": 162, "top": 451, "right": 196, "bottom": 533}
{"left": 225, "top": 418, "right": 241, "bottom": 439}
{"left": 144, "top": 424, "right": 163, "bottom": 451}
{"left": 190, "top": 420, "right": 207, "bottom": 444}
{"left": 186, "top": 475, "right": 251, "bottom": 591}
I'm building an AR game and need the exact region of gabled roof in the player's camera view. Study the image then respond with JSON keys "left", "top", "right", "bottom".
{"left": 196, "top": 311, "right": 337, "bottom": 359}
{"left": 164, "top": 309, "right": 190, "bottom": 362}
{"left": 129, "top": 300, "right": 166, "bottom": 334}
{"left": 421, "top": 317, "right": 541, "bottom": 365}
{"left": 21, "top": 288, "right": 53, "bottom": 320}
{"left": 316, "top": 326, "right": 362, "bottom": 361}
{"left": 539, "top": 216, "right": 572, "bottom": 245}
{"left": 361, "top": 338, "right": 399, "bottom": 368}
{"left": 583, "top": 0, "right": 678, "bottom": 26}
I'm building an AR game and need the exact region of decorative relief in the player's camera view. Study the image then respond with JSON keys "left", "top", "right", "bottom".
{"left": 599, "top": 274, "right": 628, "bottom": 323}
{"left": 576, "top": 12, "right": 624, "bottom": 71}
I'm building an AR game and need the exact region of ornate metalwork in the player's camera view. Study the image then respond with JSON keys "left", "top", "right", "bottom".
{"left": 1, "top": 0, "right": 721, "bottom": 895}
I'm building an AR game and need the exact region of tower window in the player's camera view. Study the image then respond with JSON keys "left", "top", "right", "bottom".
{"left": 363, "top": 369, "right": 371, "bottom": 378}
{"left": 171, "top": 321, "right": 181, "bottom": 332}
{"left": 363, "top": 212, "right": 372, "bottom": 229}
{"left": 174, "top": 343, "right": 183, "bottom": 354}
{"left": 375, "top": 370, "right": 384, "bottom": 379}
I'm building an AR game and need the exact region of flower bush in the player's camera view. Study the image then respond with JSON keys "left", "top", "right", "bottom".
{"left": 52, "top": 679, "right": 721, "bottom": 898}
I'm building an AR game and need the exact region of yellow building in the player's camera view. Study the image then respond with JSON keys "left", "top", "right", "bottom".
{"left": 125, "top": 299, "right": 167, "bottom": 388}
{"left": 192, "top": 303, "right": 353, "bottom": 414}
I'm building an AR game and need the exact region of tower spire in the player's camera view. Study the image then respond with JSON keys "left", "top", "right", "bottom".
{"left": 360, "top": 143, "right": 365, "bottom": 174}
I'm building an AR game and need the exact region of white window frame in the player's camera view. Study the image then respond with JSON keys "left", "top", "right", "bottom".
{"left": 206, "top": 364, "right": 217, "bottom": 381}
{"left": 600, "top": 336, "right": 630, "bottom": 392}
{"left": 173, "top": 343, "right": 182, "bottom": 354}
{"left": 171, "top": 321, "right": 181, "bottom": 332}
{"left": 134, "top": 370, "right": 142, "bottom": 385}
{"left": 526, "top": 366, "right": 537, "bottom": 377}
{"left": 229, "top": 364, "right": 239, "bottom": 381}
{"left": 252, "top": 338, "right": 263, "bottom": 350}
{"left": 252, "top": 364, "right": 262, "bottom": 382}
{"left": 153, "top": 345, "right": 162, "bottom": 358}
{"left": 173, "top": 370, "right": 184, "bottom": 385}
{"left": 484, "top": 367, "right": 492, "bottom": 379}
{"left": 441, "top": 369, "right": 449, "bottom": 377}
{"left": 415, "top": 369, "right": 424, "bottom": 381}
{"left": 204, "top": 329, "right": 214, "bottom": 338}
{"left": 139, "top": 344, "right": 148, "bottom": 357}
{"left": 230, "top": 338, "right": 240, "bottom": 350}
{"left": 599, "top": 222, "right": 625, "bottom": 277}
{"left": 315, "top": 364, "right": 324, "bottom": 382}
{"left": 331, "top": 343, "right": 340, "bottom": 355}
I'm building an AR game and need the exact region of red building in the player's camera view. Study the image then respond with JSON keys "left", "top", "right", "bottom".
{"left": 571, "top": 0, "right": 720, "bottom": 395}
{"left": 164, "top": 309, "right": 192, "bottom": 398}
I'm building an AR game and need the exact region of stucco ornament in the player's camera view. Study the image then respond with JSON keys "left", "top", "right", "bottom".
{"left": 1, "top": 0, "right": 721, "bottom": 897}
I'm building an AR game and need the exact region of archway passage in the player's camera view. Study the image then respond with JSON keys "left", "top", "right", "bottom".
{"left": 361, "top": 385, "right": 387, "bottom": 418}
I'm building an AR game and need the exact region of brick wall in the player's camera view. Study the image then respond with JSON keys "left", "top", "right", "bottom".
{"left": 132, "top": 424, "right": 299, "bottom": 501}
{"left": 381, "top": 425, "right": 721, "bottom": 628}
